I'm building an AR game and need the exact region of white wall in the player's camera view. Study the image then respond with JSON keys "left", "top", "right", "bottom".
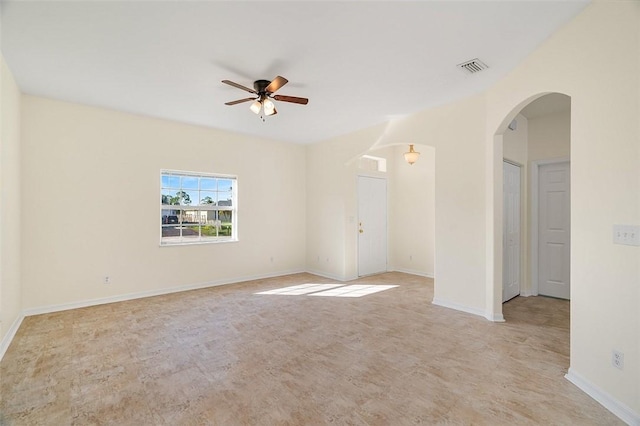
{"left": 388, "top": 144, "right": 435, "bottom": 277}
{"left": 20, "top": 96, "right": 307, "bottom": 310}
{"left": 0, "top": 55, "right": 21, "bottom": 347}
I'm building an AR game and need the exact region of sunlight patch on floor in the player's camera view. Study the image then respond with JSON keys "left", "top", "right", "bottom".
{"left": 255, "top": 283, "right": 343, "bottom": 295}
{"left": 308, "top": 285, "right": 398, "bottom": 298}
{"left": 255, "top": 284, "right": 398, "bottom": 298}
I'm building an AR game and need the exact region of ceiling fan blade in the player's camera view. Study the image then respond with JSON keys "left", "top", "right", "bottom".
{"left": 273, "top": 95, "right": 309, "bottom": 105}
{"left": 225, "top": 97, "right": 256, "bottom": 106}
{"left": 265, "top": 76, "right": 288, "bottom": 93}
{"left": 222, "top": 80, "right": 256, "bottom": 94}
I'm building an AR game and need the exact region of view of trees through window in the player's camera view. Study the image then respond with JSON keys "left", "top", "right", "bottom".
{"left": 161, "top": 171, "right": 237, "bottom": 244}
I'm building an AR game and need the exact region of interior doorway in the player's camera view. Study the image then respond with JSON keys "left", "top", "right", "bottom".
{"left": 494, "top": 92, "right": 571, "bottom": 318}
{"left": 533, "top": 160, "right": 571, "bottom": 299}
{"left": 503, "top": 161, "right": 522, "bottom": 302}
{"left": 357, "top": 175, "right": 387, "bottom": 276}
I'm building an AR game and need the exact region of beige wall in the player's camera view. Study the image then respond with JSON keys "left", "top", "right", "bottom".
{"left": 503, "top": 114, "right": 529, "bottom": 165}
{"left": 306, "top": 94, "right": 487, "bottom": 308}
{"left": 388, "top": 144, "right": 435, "bottom": 277}
{"left": 307, "top": 0, "right": 639, "bottom": 416}
{"left": 305, "top": 123, "right": 388, "bottom": 280}
{"left": 486, "top": 1, "right": 639, "bottom": 415}
{"left": 0, "top": 55, "right": 22, "bottom": 346}
{"left": 20, "top": 96, "right": 307, "bottom": 310}
{"left": 306, "top": 138, "right": 436, "bottom": 281}
{"left": 2, "top": 0, "right": 638, "bottom": 418}
{"left": 376, "top": 95, "right": 489, "bottom": 314}
{"left": 528, "top": 109, "right": 571, "bottom": 162}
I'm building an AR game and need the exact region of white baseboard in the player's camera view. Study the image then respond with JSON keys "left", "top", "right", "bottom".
{"left": 565, "top": 368, "right": 640, "bottom": 425}
{"left": 0, "top": 313, "right": 25, "bottom": 362}
{"left": 306, "top": 268, "right": 435, "bottom": 282}
{"left": 22, "top": 269, "right": 306, "bottom": 317}
{"left": 486, "top": 311, "right": 505, "bottom": 322}
{"left": 390, "top": 268, "right": 434, "bottom": 279}
{"left": 304, "top": 269, "right": 347, "bottom": 282}
{"left": 432, "top": 297, "right": 486, "bottom": 319}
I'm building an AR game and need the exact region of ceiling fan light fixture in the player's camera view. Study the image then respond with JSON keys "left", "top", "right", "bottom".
{"left": 223, "top": 76, "right": 309, "bottom": 118}
{"left": 263, "top": 99, "right": 276, "bottom": 116}
{"left": 249, "top": 100, "right": 262, "bottom": 114}
{"left": 404, "top": 144, "right": 420, "bottom": 165}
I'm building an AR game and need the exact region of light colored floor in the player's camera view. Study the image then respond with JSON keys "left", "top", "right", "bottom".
{"left": 0, "top": 272, "right": 622, "bottom": 425}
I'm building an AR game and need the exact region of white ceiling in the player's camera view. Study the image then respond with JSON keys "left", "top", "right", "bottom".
{"left": 0, "top": 1, "right": 589, "bottom": 144}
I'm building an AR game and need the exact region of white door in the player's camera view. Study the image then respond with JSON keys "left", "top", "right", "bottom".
{"left": 503, "top": 162, "right": 521, "bottom": 302}
{"left": 538, "top": 162, "right": 570, "bottom": 299}
{"left": 358, "top": 176, "right": 387, "bottom": 276}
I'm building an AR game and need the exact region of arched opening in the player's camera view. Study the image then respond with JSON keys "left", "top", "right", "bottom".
{"left": 491, "top": 92, "right": 572, "bottom": 322}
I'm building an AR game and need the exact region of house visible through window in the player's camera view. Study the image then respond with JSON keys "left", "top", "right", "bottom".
{"left": 160, "top": 170, "right": 237, "bottom": 245}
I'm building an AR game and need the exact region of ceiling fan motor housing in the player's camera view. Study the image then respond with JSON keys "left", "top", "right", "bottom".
{"left": 254, "top": 80, "right": 271, "bottom": 94}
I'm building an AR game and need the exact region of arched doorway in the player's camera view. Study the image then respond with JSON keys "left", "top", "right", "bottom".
{"left": 490, "top": 92, "right": 571, "bottom": 320}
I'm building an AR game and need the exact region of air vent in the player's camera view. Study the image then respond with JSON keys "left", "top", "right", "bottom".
{"left": 457, "top": 58, "right": 489, "bottom": 74}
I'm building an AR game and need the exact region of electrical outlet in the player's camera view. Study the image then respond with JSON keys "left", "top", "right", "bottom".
{"left": 612, "top": 350, "right": 624, "bottom": 370}
{"left": 104, "top": 276, "right": 110, "bottom": 284}
{"left": 613, "top": 225, "right": 640, "bottom": 246}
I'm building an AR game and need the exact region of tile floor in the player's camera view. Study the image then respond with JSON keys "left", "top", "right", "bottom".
{"left": 0, "top": 272, "right": 622, "bottom": 425}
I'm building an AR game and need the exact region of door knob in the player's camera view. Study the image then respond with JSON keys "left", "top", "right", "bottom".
{"left": 359, "top": 222, "right": 364, "bottom": 233}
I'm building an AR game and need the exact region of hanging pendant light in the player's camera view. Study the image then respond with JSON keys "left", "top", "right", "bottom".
{"left": 404, "top": 144, "right": 420, "bottom": 165}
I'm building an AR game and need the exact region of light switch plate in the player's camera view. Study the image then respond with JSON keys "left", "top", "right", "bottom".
{"left": 613, "top": 225, "right": 640, "bottom": 246}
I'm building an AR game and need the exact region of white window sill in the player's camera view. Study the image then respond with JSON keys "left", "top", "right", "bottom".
{"left": 159, "top": 239, "right": 238, "bottom": 247}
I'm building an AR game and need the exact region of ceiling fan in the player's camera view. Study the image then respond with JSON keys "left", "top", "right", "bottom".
{"left": 222, "top": 76, "right": 309, "bottom": 118}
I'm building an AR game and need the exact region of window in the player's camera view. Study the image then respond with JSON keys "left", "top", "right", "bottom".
{"left": 358, "top": 155, "right": 387, "bottom": 172}
{"left": 160, "top": 170, "right": 237, "bottom": 245}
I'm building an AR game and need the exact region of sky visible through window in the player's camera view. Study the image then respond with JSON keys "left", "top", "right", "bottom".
{"left": 161, "top": 173, "right": 233, "bottom": 207}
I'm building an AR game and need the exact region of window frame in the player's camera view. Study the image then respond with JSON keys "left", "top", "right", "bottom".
{"left": 160, "top": 169, "right": 238, "bottom": 246}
